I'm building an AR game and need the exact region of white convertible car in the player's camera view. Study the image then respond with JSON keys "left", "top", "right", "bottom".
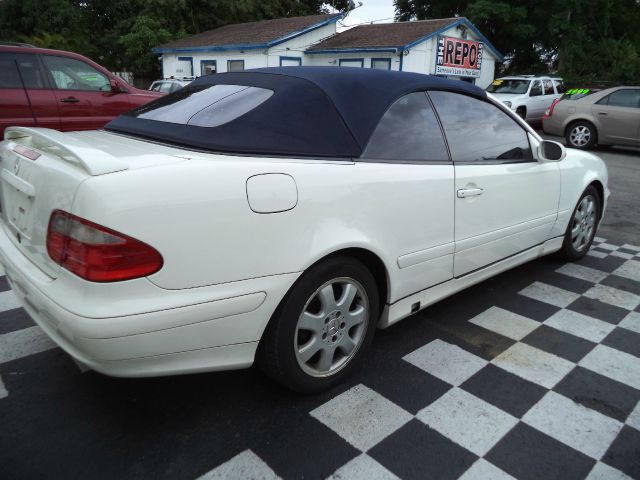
{"left": 0, "top": 67, "right": 608, "bottom": 392}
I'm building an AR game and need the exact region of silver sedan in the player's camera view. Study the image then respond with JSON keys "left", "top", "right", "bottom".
{"left": 543, "top": 86, "right": 640, "bottom": 149}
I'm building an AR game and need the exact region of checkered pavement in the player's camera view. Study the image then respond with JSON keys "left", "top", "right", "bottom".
{"left": 1, "top": 238, "right": 639, "bottom": 479}
{"left": 197, "top": 238, "right": 640, "bottom": 480}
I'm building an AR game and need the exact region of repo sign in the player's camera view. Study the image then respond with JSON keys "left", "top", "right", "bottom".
{"left": 435, "top": 36, "right": 484, "bottom": 78}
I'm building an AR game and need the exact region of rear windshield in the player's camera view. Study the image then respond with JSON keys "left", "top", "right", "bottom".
{"left": 128, "top": 84, "right": 274, "bottom": 127}
{"left": 485, "top": 79, "right": 530, "bottom": 94}
{"left": 560, "top": 88, "right": 596, "bottom": 101}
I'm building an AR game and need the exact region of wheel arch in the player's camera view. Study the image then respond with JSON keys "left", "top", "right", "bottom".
{"left": 587, "top": 179, "right": 605, "bottom": 219}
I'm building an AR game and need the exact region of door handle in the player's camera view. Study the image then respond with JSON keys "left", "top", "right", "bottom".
{"left": 60, "top": 97, "right": 79, "bottom": 103}
{"left": 597, "top": 111, "right": 608, "bottom": 115}
{"left": 457, "top": 187, "right": 484, "bottom": 198}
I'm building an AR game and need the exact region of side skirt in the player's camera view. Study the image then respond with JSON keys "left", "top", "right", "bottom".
{"left": 378, "top": 236, "right": 564, "bottom": 328}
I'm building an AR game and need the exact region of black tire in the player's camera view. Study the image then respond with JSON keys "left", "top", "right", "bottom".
{"left": 565, "top": 121, "right": 597, "bottom": 150}
{"left": 516, "top": 106, "right": 526, "bottom": 120}
{"left": 258, "top": 256, "right": 379, "bottom": 393}
{"left": 558, "top": 185, "right": 600, "bottom": 261}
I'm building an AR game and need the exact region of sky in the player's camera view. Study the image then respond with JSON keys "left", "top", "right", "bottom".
{"left": 325, "top": 1, "right": 397, "bottom": 30}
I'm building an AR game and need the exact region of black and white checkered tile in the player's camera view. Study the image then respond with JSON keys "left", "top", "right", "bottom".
{"left": 1, "top": 238, "right": 639, "bottom": 480}
{"left": 194, "top": 238, "right": 640, "bottom": 480}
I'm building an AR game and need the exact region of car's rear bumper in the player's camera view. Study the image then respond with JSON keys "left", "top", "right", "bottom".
{"left": 542, "top": 116, "right": 565, "bottom": 136}
{"left": 0, "top": 223, "right": 299, "bottom": 377}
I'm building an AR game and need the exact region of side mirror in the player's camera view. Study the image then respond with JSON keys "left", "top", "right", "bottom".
{"left": 110, "top": 79, "right": 122, "bottom": 93}
{"left": 539, "top": 140, "right": 566, "bottom": 161}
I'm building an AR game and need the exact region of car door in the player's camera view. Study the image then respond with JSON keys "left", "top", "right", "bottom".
{"left": 0, "top": 52, "right": 60, "bottom": 134}
{"left": 429, "top": 91, "right": 561, "bottom": 277}
{"left": 592, "top": 88, "right": 640, "bottom": 146}
{"left": 359, "top": 91, "right": 455, "bottom": 299}
{"left": 41, "top": 54, "right": 131, "bottom": 131}
{"left": 527, "top": 80, "right": 547, "bottom": 121}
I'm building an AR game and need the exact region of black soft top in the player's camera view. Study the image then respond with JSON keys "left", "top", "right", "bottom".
{"left": 106, "top": 67, "right": 487, "bottom": 158}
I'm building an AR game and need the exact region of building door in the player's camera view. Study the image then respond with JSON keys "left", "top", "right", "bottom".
{"left": 176, "top": 57, "right": 193, "bottom": 77}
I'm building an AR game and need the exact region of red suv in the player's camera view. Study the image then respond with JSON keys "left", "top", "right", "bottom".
{"left": 0, "top": 43, "right": 162, "bottom": 136}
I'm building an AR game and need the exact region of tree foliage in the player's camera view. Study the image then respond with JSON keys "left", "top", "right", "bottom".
{"left": 394, "top": 0, "right": 640, "bottom": 83}
{"left": 0, "top": 0, "right": 349, "bottom": 77}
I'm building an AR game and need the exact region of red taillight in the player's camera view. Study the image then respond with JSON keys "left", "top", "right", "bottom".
{"left": 545, "top": 98, "right": 560, "bottom": 118}
{"left": 46, "top": 210, "right": 163, "bottom": 282}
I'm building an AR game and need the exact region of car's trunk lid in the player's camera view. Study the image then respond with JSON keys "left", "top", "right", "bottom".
{"left": 0, "top": 127, "right": 188, "bottom": 279}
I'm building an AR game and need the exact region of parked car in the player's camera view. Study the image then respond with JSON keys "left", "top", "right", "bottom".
{"left": 0, "top": 43, "right": 162, "bottom": 136}
{"left": 486, "top": 75, "right": 565, "bottom": 122}
{"left": 0, "top": 67, "right": 608, "bottom": 393}
{"left": 149, "top": 78, "right": 192, "bottom": 93}
{"left": 543, "top": 85, "right": 640, "bottom": 149}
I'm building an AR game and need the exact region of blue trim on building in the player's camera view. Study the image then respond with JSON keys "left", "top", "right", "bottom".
{"left": 338, "top": 58, "right": 364, "bottom": 67}
{"left": 153, "top": 15, "right": 342, "bottom": 54}
{"left": 279, "top": 56, "right": 302, "bottom": 66}
{"left": 307, "top": 47, "right": 399, "bottom": 55}
{"left": 177, "top": 56, "right": 194, "bottom": 76}
{"left": 371, "top": 58, "right": 391, "bottom": 70}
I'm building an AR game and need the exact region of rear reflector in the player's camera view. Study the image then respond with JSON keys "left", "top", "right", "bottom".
{"left": 46, "top": 210, "right": 163, "bottom": 282}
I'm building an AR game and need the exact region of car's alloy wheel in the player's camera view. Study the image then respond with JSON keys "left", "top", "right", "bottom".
{"left": 571, "top": 195, "right": 597, "bottom": 253}
{"left": 566, "top": 122, "right": 596, "bottom": 149}
{"left": 294, "top": 277, "right": 369, "bottom": 377}
{"left": 259, "top": 256, "right": 379, "bottom": 393}
{"left": 558, "top": 185, "right": 600, "bottom": 261}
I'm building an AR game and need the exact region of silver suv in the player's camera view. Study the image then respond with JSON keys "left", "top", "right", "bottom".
{"left": 486, "top": 75, "right": 565, "bottom": 122}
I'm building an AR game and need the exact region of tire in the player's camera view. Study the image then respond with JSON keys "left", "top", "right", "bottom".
{"left": 258, "top": 256, "right": 379, "bottom": 393}
{"left": 558, "top": 185, "right": 600, "bottom": 261}
{"left": 566, "top": 121, "right": 597, "bottom": 149}
{"left": 516, "top": 106, "right": 526, "bottom": 120}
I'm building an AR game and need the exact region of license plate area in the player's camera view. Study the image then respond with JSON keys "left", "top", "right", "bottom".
{"left": 9, "top": 189, "right": 34, "bottom": 236}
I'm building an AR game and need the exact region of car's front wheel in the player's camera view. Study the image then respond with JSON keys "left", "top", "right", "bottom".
{"left": 566, "top": 121, "right": 597, "bottom": 149}
{"left": 558, "top": 185, "right": 600, "bottom": 260}
{"left": 259, "top": 256, "right": 379, "bottom": 393}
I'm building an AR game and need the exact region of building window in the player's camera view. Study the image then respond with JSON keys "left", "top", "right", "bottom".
{"left": 339, "top": 59, "right": 364, "bottom": 68}
{"left": 227, "top": 60, "right": 245, "bottom": 72}
{"left": 371, "top": 58, "right": 391, "bottom": 70}
{"left": 279, "top": 56, "right": 302, "bottom": 67}
{"left": 201, "top": 60, "right": 217, "bottom": 76}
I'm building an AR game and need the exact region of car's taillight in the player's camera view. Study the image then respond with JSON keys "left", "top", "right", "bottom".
{"left": 46, "top": 210, "right": 163, "bottom": 282}
{"left": 545, "top": 98, "right": 560, "bottom": 118}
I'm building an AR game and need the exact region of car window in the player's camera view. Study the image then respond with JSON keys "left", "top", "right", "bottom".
{"left": 530, "top": 81, "right": 542, "bottom": 97}
{"left": 157, "top": 82, "right": 173, "bottom": 93}
{"left": 170, "top": 83, "right": 184, "bottom": 93}
{"left": 42, "top": 55, "right": 110, "bottom": 91}
{"left": 362, "top": 92, "right": 449, "bottom": 162}
{"left": 429, "top": 91, "right": 533, "bottom": 163}
{"left": 0, "top": 53, "right": 46, "bottom": 89}
{"left": 542, "top": 79, "right": 554, "bottom": 95}
{"left": 596, "top": 89, "right": 640, "bottom": 108}
{"left": 553, "top": 80, "right": 566, "bottom": 93}
{"left": 150, "top": 82, "right": 162, "bottom": 92}
{"left": 129, "top": 84, "right": 273, "bottom": 127}
{"left": 0, "top": 53, "right": 22, "bottom": 88}
{"left": 485, "top": 79, "right": 530, "bottom": 94}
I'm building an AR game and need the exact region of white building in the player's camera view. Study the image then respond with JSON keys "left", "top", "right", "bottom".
{"left": 155, "top": 15, "right": 503, "bottom": 88}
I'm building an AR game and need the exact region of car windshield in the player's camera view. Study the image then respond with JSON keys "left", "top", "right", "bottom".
{"left": 560, "top": 87, "right": 597, "bottom": 101}
{"left": 485, "top": 79, "right": 530, "bottom": 94}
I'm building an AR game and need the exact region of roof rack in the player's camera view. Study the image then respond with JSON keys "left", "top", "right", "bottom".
{"left": 0, "top": 41, "right": 36, "bottom": 48}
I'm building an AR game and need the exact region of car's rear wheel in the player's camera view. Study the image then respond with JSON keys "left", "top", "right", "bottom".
{"left": 566, "top": 121, "right": 597, "bottom": 149}
{"left": 259, "top": 256, "right": 379, "bottom": 393}
{"left": 558, "top": 185, "right": 600, "bottom": 261}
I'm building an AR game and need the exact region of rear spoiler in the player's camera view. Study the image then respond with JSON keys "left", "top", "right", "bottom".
{"left": 4, "top": 127, "right": 128, "bottom": 176}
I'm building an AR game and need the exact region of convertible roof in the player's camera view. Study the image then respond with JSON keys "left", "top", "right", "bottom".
{"left": 106, "top": 67, "right": 487, "bottom": 158}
